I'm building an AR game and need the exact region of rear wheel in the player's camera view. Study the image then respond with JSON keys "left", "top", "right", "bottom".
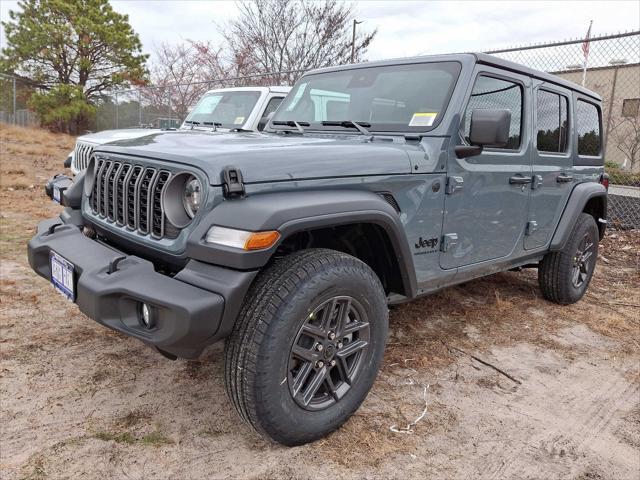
{"left": 224, "top": 248, "right": 388, "bottom": 446}
{"left": 538, "top": 213, "right": 599, "bottom": 304}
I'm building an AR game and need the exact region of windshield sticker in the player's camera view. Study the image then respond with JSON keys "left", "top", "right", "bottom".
{"left": 409, "top": 112, "right": 437, "bottom": 127}
{"left": 234, "top": 116, "right": 245, "bottom": 124}
{"left": 285, "top": 83, "right": 307, "bottom": 111}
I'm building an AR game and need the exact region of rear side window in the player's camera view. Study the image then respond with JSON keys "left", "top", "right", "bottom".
{"left": 536, "top": 90, "right": 569, "bottom": 153}
{"left": 262, "top": 97, "right": 284, "bottom": 118}
{"left": 465, "top": 75, "right": 522, "bottom": 149}
{"left": 576, "top": 100, "right": 601, "bottom": 156}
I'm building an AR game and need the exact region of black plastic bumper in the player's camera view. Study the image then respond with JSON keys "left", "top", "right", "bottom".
{"left": 27, "top": 217, "right": 257, "bottom": 358}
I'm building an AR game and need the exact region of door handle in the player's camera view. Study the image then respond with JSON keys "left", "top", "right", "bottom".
{"left": 509, "top": 175, "right": 532, "bottom": 185}
{"left": 557, "top": 174, "right": 574, "bottom": 183}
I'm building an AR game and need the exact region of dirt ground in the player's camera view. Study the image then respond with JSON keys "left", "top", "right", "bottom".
{"left": 1, "top": 124, "right": 639, "bottom": 480}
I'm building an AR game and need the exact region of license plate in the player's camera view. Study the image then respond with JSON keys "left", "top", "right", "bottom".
{"left": 50, "top": 251, "right": 75, "bottom": 301}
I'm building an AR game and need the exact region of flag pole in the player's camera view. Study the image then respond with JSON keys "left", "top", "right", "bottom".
{"left": 581, "top": 20, "right": 593, "bottom": 86}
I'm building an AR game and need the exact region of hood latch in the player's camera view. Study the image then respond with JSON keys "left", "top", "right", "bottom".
{"left": 222, "top": 166, "right": 245, "bottom": 198}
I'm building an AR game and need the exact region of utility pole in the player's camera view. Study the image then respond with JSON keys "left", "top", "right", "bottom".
{"left": 351, "top": 19, "right": 363, "bottom": 64}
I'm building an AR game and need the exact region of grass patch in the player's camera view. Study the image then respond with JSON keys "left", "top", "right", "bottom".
{"left": 19, "top": 457, "right": 46, "bottom": 480}
{"left": 93, "top": 431, "right": 136, "bottom": 444}
{"left": 141, "top": 430, "right": 174, "bottom": 446}
{"left": 92, "top": 427, "right": 173, "bottom": 447}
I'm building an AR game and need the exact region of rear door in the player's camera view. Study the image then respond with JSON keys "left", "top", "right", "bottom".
{"left": 525, "top": 82, "right": 573, "bottom": 249}
{"left": 440, "top": 67, "right": 532, "bottom": 269}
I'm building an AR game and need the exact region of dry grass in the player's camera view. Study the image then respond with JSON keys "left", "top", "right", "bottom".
{"left": 0, "top": 123, "right": 74, "bottom": 191}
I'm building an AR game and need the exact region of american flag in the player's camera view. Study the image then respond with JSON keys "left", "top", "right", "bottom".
{"left": 582, "top": 21, "right": 593, "bottom": 61}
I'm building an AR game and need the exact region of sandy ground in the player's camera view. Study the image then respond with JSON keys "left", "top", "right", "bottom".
{"left": 1, "top": 124, "right": 639, "bottom": 479}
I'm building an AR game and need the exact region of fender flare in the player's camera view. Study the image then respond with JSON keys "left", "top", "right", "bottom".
{"left": 550, "top": 182, "right": 607, "bottom": 251}
{"left": 186, "top": 189, "right": 418, "bottom": 297}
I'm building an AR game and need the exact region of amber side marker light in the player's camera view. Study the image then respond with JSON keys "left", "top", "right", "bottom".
{"left": 205, "top": 226, "right": 280, "bottom": 251}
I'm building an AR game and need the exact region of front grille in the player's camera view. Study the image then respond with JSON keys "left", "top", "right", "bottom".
{"left": 90, "top": 158, "right": 174, "bottom": 239}
{"left": 73, "top": 141, "right": 95, "bottom": 171}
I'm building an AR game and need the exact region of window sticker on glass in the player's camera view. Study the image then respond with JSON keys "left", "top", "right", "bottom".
{"left": 409, "top": 112, "right": 437, "bottom": 127}
{"left": 285, "top": 82, "right": 307, "bottom": 111}
{"left": 234, "top": 116, "right": 245, "bottom": 124}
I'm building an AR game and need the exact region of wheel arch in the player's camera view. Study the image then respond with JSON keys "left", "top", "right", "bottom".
{"left": 550, "top": 181, "right": 607, "bottom": 251}
{"left": 186, "top": 189, "right": 418, "bottom": 298}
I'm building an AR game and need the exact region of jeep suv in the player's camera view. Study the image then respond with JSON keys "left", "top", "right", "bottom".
{"left": 67, "top": 86, "right": 290, "bottom": 174}
{"left": 28, "top": 53, "right": 608, "bottom": 446}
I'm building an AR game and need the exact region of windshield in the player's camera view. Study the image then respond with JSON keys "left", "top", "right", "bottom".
{"left": 183, "top": 91, "right": 261, "bottom": 129}
{"left": 272, "top": 62, "right": 461, "bottom": 133}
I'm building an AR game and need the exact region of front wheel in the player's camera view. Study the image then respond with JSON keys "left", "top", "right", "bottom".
{"left": 224, "top": 248, "right": 388, "bottom": 446}
{"left": 538, "top": 213, "right": 599, "bottom": 305}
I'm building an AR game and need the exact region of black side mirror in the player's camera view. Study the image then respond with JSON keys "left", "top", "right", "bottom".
{"left": 469, "top": 108, "right": 511, "bottom": 147}
{"left": 63, "top": 155, "right": 72, "bottom": 169}
{"left": 456, "top": 108, "right": 511, "bottom": 158}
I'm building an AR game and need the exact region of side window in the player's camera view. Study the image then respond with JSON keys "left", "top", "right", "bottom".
{"left": 576, "top": 100, "right": 601, "bottom": 156}
{"left": 262, "top": 97, "right": 284, "bottom": 118}
{"left": 536, "top": 90, "right": 569, "bottom": 153}
{"left": 465, "top": 75, "right": 522, "bottom": 149}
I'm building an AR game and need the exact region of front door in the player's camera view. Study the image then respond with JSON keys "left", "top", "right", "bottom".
{"left": 440, "top": 68, "right": 532, "bottom": 269}
{"left": 525, "top": 82, "right": 574, "bottom": 249}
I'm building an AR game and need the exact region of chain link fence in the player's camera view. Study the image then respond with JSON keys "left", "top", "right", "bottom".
{"left": 487, "top": 31, "right": 640, "bottom": 229}
{"left": 0, "top": 73, "right": 38, "bottom": 127}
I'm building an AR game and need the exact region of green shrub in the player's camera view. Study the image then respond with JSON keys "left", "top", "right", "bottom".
{"left": 28, "top": 85, "right": 95, "bottom": 134}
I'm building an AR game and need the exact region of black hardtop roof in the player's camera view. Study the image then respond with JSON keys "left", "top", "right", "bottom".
{"left": 305, "top": 52, "right": 601, "bottom": 102}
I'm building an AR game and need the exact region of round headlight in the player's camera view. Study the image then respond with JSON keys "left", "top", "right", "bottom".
{"left": 182, "top": 177, "right": 202, "bottom": 218}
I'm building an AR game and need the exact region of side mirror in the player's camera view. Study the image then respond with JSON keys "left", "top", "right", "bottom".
{"left": 63, "top": 153, "right": 73, "bottom": 169}
{"left": 456, "top": 108, "right": 511, "bottom": 158}
{"left": 258, "top": 111, "right": 276, "bottom": 131}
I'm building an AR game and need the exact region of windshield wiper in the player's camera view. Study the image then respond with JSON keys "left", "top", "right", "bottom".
{"left": 321, "top": 120, "right": 371, "bottom": 135}
{"left": 272, "top": 120, "right": 309, "bottom": 134}
{"left": 184, "top": 120, "right": 200, "bottom": 130}
{"left": 203, "top": 121, "right": 222, "bottom": 131}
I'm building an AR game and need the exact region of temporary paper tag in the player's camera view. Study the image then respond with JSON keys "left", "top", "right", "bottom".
{"left": 409, "top": 112, "right": 437, "bottom": 127}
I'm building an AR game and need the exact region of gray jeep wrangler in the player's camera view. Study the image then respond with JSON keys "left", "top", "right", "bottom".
{"left": 28, "top": 53, "right": 608, "bottom": 446}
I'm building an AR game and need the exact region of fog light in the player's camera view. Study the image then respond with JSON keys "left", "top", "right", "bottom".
{"left": 140, "top": 303, "right": 153, "bottom": 329}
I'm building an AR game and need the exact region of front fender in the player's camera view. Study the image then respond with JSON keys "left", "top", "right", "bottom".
{"left": 186, "top": 189, "right": 417, "bottom": 296}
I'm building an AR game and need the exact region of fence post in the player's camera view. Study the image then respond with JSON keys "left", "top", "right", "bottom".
{"left": 115, "top": 91, "right": 119, "bottom": 129}
{"left": 12, "top": 76, "right": 16, "bottom": 120}
{"left": 139, "top": 90, "right": 142, "bottom": 127}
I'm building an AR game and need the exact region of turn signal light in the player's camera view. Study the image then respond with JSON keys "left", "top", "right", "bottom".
{"left": 205, "top": 226, "right": 280, "bottom": 251}
{"left": 245, "top": 231, "right": 281, "bottom": 250}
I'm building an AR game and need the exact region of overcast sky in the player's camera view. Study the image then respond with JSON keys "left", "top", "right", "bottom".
{"left": 1, "top": 0, "right": 639, "bottom": 61}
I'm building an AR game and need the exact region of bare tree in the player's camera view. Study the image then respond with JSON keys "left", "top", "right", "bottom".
{"left": 611, "top": 113, "right": 640, "bottom": 171}
{"left": 223, "top": 0, "right": 377, "bottom": 84}
{"left": 144, "top": 41, "right": 228, "bottom": 120}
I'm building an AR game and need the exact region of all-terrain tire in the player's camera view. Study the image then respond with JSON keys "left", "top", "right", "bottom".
{"left": 224, "top": 248, "right": 388, "bottom": 446}
{"left": 538, "top": 213, "right": 599, "bottom": 305}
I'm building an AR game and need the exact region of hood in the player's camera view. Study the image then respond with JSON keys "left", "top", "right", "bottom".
{"left": 77, "top": 128, "right": 164, "bottom": 145}
{"left": 77, "top": 126, "right": 239, "bottom": 146}
{"left": 97, "top": 130, "right": 415, "bottom": 184}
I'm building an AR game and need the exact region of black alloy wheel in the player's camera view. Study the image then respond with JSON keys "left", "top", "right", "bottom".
{"left": 288, "top": 296, "right": 370, "bottom": 411}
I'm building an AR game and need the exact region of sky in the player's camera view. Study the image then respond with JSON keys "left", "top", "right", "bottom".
{"left": 1, "top": 0, "right": 639, "bottom": 62}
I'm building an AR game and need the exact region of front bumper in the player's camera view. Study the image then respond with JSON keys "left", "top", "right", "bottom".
{"left": 28, "top": 217, "right": 257, "bottom": 358}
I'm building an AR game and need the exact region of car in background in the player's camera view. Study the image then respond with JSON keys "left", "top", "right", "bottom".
{"left": 67, "top": 86, "right": 290, "bottom": 174}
